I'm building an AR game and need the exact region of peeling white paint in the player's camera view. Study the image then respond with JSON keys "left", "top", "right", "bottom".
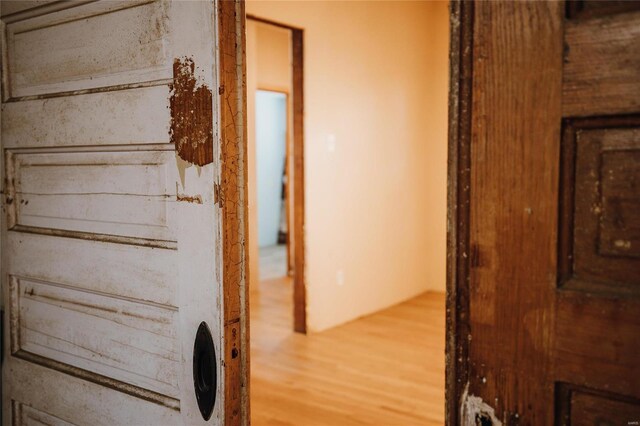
{"left": 460, "top": 383, "right": 503, "bottom": 426}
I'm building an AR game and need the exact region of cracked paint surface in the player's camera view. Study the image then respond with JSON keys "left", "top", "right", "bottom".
{"left": 218, "top": 1, "right": 249, "bottom": 424}
{"left": 169, "top": 57, "right": 213, "bottom": 166}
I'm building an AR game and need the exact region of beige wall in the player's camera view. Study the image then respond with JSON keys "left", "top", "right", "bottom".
{"left": 247, "top": 1, "right": 450, "bottom": 332}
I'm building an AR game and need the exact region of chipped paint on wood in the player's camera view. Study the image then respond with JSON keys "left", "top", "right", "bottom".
{"left": 176, "top": 194, "right": 203, "bottom": 204}
{"left": 169, "top": 58, "right": 214, "bottom": 167}
{"left": 214, "top": 182, "right": 224, "bottom": 208}
{"left": 461, "top": 384, "right": 503, "bottom": 426}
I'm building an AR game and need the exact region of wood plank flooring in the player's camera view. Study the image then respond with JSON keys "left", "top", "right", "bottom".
{"left": 251, "top": 245, "right": 445, "bottom": 425}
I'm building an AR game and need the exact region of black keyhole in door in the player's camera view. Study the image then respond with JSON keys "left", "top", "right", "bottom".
{"left": 193, "top": 321, "right": 216, "bottom": 420}
{"left": 197, "top": 346, "right": 212, "bottom": 392}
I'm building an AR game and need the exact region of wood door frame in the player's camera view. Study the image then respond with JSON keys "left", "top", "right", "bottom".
{"left": 228, "top": 3, "right": 466, "bottom": 423}
{"left": 218, "top": 7, "right": 306, "bottom": 424}
{"left": 446, "top": 1, "right": 473, "bottom": 425}
{"left": 246, "top": 14, "right": 307, "bottom": 334}
{"left": 218, "top": 1, "right": 250, "bottom": 424}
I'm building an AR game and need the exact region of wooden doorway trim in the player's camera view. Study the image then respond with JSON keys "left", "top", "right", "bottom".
{"left": 246, "top": 14, "right": 307, "bottom": 334}
{"left": 446, "top": 1, "right": 473, "bottom": 425}
{"left": 291, "top": 26, "right": 306, "bottom": 334}
{"left": 218, "top": 1, "right": 250, "bottom": 424}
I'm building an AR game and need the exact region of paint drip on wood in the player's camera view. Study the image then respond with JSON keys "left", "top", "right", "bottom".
{"left": 169, "top": 58, "right": 214, "bottom": 167}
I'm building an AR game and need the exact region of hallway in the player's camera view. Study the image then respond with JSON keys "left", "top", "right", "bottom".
{"left": 251, "top": 246, "right": 445, "bottom": 425}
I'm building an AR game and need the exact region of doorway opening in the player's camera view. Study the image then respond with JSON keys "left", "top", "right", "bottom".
{"left": 244, "top": 3, "right": 449, "bottom": 424}
{"left": 247, "top": 15, "right": 306, "bottom": 335}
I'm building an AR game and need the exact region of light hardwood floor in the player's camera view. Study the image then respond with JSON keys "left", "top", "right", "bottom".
{"left": 251, "top": 245, "right": 445, "bottom": 425}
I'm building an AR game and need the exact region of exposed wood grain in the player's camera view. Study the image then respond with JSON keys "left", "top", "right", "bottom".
{"left": 455, "top": 2, "right": 640, "bottom": 424}
{"left": 556, "top": 290, "right": 640, "bottom": 400}
{"left": 218, "top": 1, "right": 250, "bottom": 424}
{"left": 169, "top": 58, "right": 214, "bottom": 167}
{"left": 563, "top": 11, "right": 640, "bottom": 117}
{"left": 466, "top": 2, "right": 563, "bottom": 423}
{"left": 252, "top": 247, "right": 445, "bottom": 425}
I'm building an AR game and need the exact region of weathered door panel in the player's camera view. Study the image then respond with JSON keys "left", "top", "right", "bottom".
{"left": 1, "top": 1, "right": 225, "bottom": 424}
{"left": 555, "top": 5, "right": 640, "bottom": 421}
{"left": 449, "top": 1, "right": 640, "bottom": 424}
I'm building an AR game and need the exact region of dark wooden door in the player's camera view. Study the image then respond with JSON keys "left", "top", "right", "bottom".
{"left": 448, "top": 1, "right": 640, "bottom": 424}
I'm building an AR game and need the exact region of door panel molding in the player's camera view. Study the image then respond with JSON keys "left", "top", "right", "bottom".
{"left": 8, "top": 274, "right": 181, "bottom": 404}
{"left": 11, "top": 399, "right": 76, "bottom": 426}
{"left": 3, "top": 0, "right": 172, "bottom": 101}
{"left": 6, "top": 356, "right": 180, "bottom": 424}
{"left": 13, "top": 351, "right": 180, "bottom": 410}
{"left": 555, "top": 382, "right": 640, "bottom": 426}
{"left": 558, "top": 114, "right": 640, "bottom": 297}
{"left": 5, "top": 146, "right": 178, "bottom": 246}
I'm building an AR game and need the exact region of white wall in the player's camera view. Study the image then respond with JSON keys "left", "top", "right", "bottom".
{"left": 247, "top": 1, "right": 450, "bottom": 332}
{"left": 255, "top": 91, "right": 287, "bottom": 247}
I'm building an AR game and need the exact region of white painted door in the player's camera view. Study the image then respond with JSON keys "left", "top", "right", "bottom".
{"left": 1, "top": 1, "right": 224, "bottom": 424}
